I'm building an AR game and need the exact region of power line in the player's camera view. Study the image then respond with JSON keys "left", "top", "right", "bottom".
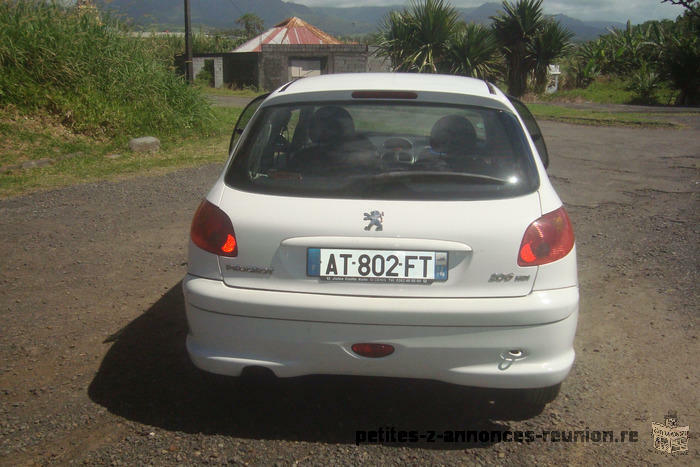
{"left": 225, "top": 0, "right": 246, "bottom": 18}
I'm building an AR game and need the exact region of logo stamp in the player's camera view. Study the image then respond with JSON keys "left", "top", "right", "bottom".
{"left": 363, "top": 210, "right": 384, "bottom": 231}
{"left": 652, "top": 411, "right": 689, "bottom": 454}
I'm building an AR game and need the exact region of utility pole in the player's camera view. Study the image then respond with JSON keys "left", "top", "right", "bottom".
{"left": 184, "top": 0, "right": 193, "bottom": 83}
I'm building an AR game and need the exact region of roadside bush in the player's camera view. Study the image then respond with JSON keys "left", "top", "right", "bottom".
{"left": 626, "top": 62, "right": 661, "bottom": 104}
{"left": 0, "top": 1, "right": 213, "bottom": 137}
{"left": 195, "top": 70, "right": 214, "bottom": 88}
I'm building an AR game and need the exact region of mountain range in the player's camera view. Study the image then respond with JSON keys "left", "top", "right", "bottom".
{"left": 97, "top": 1, "right": 626, "bottom": 42}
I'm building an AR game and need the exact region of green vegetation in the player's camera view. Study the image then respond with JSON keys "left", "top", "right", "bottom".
{"left": 558, "top": 9, "right": 699, "bottom": 105}
{"left": 492, "top": 0, "right": 571, "bottom": 96}
{"left": 0, "top": 1, "right": 249, "bottom": 198}
{"left": 527, "top": 103, "right": 680, "bottom": 127}
{"left": 540, "top": 77, "right": 677, "bottom": 105}
{"left": 235, "top": 13, "right": 265, "bottom": 40}
{"left": 376, "top": 0, "right": 698, "bottom": 104}
{"left": 201, "top": 86, "right": 264, "bottom": 98}
{"left": 376, "top": 0, "right": 572, "bottom": 94}
{"left": 376, "top": 0, "right": 508, "bottom": 79}
{"left": 376, "top": 0, "right": 461, "bottom": 74}
{"left": 0, "top": 106, "right": 242, "bottom": 198}
{"left": 140, "top": 32, "right": 241, "bottom": 66}
{"left": 448, "top": 23, "right": 501, "bottom": 80}
{"left": 0, "top": 1, "right": 213, "bottom": 137}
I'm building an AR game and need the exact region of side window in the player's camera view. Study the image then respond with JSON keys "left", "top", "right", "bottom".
{"left": 508, "top": 97, "right": 549, "bottom": 168}
{"left": 247, "top": 107, "right": 303, "bottom": 175}
{"left": 228, "top": 93, "right": 269, "bottom": 155}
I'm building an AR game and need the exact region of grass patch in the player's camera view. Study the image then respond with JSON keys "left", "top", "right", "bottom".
{"left": 0, "top": 1, "right": 213, "bottom": 138}
{"left": 542, "top": 77, "right": 678, "bottom": 106}
{"left": 0, "top": 106, "right": 242, "bottom": 198}
{"left": 527, "top": 103, "right": 679, "bottom": 128}
{"left": 201, "top": 86, "right": 265, "bottom": 98}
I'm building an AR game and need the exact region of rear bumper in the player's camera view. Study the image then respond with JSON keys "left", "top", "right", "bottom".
{"left": 183, "top": 275, "right": 578, "bottom": 327}
{"left": 183, "top": 275, "right": 578, "bottom": 389}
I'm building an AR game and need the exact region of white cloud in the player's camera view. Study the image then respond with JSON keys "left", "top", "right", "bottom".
{"left": 293, "top": 0, "right": 686, "bottom": 24}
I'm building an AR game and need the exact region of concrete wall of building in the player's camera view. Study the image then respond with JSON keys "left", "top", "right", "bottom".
{"left": 189, "top": 45, "right": 378, "bottom": 91}
{"left": 367, "top": 46, "right": 392, "bottom": 73}
{"left": 192, "top": 56, "right": 223, "bottom": 88}
{"left": 259, "top": 44, "right": 369, "bottom": 91}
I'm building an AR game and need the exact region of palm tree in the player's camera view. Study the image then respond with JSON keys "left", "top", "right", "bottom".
{"left": 376, "top": 0, "right": 460, "bottom": 73}
{"left": 529, "top": 20, "right": 573, "bottom": 93}
{"left": 492, "top": 0, "right": 545, "bottom": 96}
{"left": 376, "top": 10, "right": 415, "bottom": 71}
{"left": 448, "top": 23, "right": 502, "bottom": 80}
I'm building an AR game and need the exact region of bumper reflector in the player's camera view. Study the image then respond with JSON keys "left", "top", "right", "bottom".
{"left": 351, "top": 343, "right": 395, "bottom": 358}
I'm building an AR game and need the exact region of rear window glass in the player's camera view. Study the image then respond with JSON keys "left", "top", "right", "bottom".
{"left": 225, "top": 102, "right": 539, "bottom": 200}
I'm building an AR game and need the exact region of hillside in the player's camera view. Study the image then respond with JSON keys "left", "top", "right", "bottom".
{"left": 97, "top": 0, "right": 312, "bottom": 30}
{"left": 98, "top": 0, "right": 625, "bottom": 41}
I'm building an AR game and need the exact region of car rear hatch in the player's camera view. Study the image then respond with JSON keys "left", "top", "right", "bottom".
{"left": 217, "top": 93, "right": 542, "bottom": 298}
{"left": 218, "top": 188, "right": 540, "bottom": 298}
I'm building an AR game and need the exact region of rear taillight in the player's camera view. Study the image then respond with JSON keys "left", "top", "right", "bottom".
{"left": 518, "top": 207, "right": 574, "bottom": 267}
{"left": 190, "top": 199, "right": 238, "bottom": 257}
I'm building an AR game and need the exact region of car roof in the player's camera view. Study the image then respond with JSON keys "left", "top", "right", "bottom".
{"left": 274, "top": 73, "right": 495, "bottom": 98}
{"left": 266, "top": 73, "right": 512, "bottom": 110}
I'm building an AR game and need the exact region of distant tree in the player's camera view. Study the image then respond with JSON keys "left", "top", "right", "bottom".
{"left": 661, "top": 0, "right": 699, "bottom": 17}
{"left": 448, "top": 23, "right": 501, "bottom": 80}
{"left": 236, "top": 13, "right": 264, "bottom": 41}
{"left": 376, "top": 0, "right": 460, "bottom": 73}
{"left": 338, "top": 32, "right": 379, "bottom": 45}
{"left": 658, "top": 10, "right": 700, "bottom": 104}
{"left": 491, "top": 0, "right": 546, "bottom": 96}
{"left": 528, "top": 20, "right": 573, "bottom": 93}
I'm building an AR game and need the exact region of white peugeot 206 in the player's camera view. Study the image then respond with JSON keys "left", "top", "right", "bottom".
{"left": 183, "top": 73, "right": 578, "bottom": 405}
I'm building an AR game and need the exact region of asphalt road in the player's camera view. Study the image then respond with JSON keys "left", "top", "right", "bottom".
{"left": 0, "top": 118, "right": 698, "bottom": 465}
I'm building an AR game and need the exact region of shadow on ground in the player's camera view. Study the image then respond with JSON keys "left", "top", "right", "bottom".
{"left": 88, "top": 284, "right": 545, "bottom": 448}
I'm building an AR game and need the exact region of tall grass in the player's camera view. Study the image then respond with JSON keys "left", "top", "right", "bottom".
{"left": 0, "top": 1, "right": 213, "bottom": 137}
{"left": 139, "top": 32, "right": 242, "bottom": 67}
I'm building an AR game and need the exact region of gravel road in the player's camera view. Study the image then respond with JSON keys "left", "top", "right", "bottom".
{"left": 0, "top": 118, "right": 698, "bottom": 465}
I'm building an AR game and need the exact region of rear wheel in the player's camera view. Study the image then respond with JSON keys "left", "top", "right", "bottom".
{"left": 496, "top": 383, "right": 562, "bottom": 417}
{"left": 521, "top": 383, "right": 561, "bottom": 406}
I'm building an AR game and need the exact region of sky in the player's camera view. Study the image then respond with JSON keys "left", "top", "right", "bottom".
{"left": 293, "top": 1, "right": 687, "bottom": 24}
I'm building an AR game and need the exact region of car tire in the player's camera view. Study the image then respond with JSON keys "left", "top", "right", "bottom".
{"left": 521, "top": 383, "right": 561, "bottom": 406}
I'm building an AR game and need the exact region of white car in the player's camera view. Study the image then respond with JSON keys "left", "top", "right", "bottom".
{"left": 183, "top": 73, "right": 578, "bottom": 405}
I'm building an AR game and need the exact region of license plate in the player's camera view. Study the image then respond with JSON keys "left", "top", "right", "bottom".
{"left": 307, "top": 248, "right": 448, "bottom": 283}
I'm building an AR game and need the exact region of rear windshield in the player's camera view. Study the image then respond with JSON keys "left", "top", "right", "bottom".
{"left": 225, "top": 101, "right": 539, "bottom": 200}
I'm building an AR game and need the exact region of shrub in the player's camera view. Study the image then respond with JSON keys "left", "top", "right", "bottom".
{"left": 0, "top": 1, "right": 213, "bottom": 137}
{"left": 626, "top": 62, "right": 661, "bottom": 104}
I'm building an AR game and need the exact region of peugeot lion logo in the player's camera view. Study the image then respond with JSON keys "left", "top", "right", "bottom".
{"left": 363, "top": 210, "right": 384, "bottom": 231}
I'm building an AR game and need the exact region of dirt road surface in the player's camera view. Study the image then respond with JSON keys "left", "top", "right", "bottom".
{"left": 1, "top": 119, "right": 698, "bottom": 465}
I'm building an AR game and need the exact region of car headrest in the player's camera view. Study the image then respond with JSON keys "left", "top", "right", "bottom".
{"left": 430, "top": 115, "right": 476, "bottom": 154}
{"left": 309, "top": 106, "right": 355, "bottom": 144}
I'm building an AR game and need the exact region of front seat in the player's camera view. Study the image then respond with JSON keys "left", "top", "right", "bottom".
{"left": 309, "top": 106, "right": 356, "bottom": 145}
{"left": 430, "top": 115, "right": 477, "bottom": 155}
{"left": 428, "top": 115, "right": 485, "bottom": 171}
{"left": 293, "top": 106, "right": 376, "bottom": 172}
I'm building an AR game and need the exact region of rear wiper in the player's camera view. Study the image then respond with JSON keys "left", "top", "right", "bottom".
{"left": 365, "top": 170, "right": 509, "bottom": 185}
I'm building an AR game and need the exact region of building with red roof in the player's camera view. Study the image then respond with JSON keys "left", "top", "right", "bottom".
{"left": 191, "top": 17, "right": 387, "bottom": 91}
{"left": 233, "top": 17, "right": 344, "bottom": 53}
